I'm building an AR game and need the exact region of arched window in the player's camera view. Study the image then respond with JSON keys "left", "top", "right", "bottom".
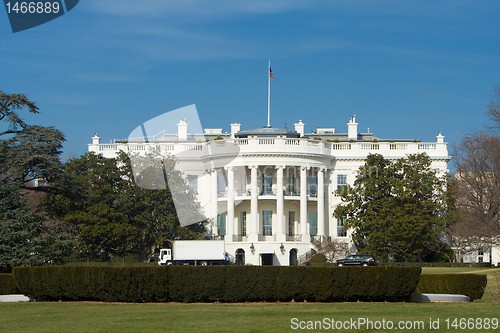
{"left": 289, "top": 248, "right": 298, "bottom": 266}
{"left": 235, "top": 248, "right": 245, "bottom": 265}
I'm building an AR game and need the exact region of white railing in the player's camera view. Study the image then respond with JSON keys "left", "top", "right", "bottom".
{"left": 92, "top": 138, "right": 446, "bottom": 159}
{"left": 159, "top": 144, "right": 174, "bottom": 151}
{"left": 332, "top": 143, "right": 351, "bottom": 150}
{"left": 99, "top": 144, "right": 116, "bottom": 151}
{"left": 185, "top": 144, "right": 203, "bottom": 151}
{"left": 360, "top": 143, "right": 379, "bottom": 150}
{"left": 235, "top": 138, "right": 248, "bottom": 145}
{"left": 259, "top": 138, "right": 275, "bottom": 145}
{"left": 127, "top": 145, "right": 146, "bottom": 151}
{"left": 390, "top": 143, "right": 408, "bottom": 150}
{"left": 418, "top": 143, "right": 436, "bottom": 150}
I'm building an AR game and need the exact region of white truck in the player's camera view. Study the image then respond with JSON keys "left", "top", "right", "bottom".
{"left": 158, "top": 240, "right": 227, "bottom": 266}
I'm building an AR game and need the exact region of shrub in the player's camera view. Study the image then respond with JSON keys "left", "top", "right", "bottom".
{"left": 310, "top": 253, "right": 327, "bottom": 264}
{"left": 379, "top": 262, "right": 492, "bottom": 268}
{"left": 417, "top": 274, "right": 487, "bottom": 301}
{"left": 13, "top": 266, "right": 421, "bottom": 303}
{"left": 0, "top": 274, "right": 19, "bottom": 294}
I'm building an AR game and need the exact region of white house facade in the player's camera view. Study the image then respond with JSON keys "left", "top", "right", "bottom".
{"left": 89, "top": 116, "right": 450, "bottom": 266}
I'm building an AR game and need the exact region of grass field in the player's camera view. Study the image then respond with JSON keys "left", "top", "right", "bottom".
{"left": 0, "top": 267, "right": 498, "bottom": 333}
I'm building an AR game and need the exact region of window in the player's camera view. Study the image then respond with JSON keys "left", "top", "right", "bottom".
{"left": 217, "top": 213, "right": 226, "bottom": 237}
{"left": 240, "top": 211, "right": 247, "bottom": 236}
{"left": 288, "top": 211, "right": 295, "bottom": 236}
{"left": 337, "top": 216, "right": 347, "bottom": 237}
{"left": 289, "top": 248, "right": 298, "bottom": 266}
{"left": 287, "top": 174, "right": 296, "bottom": 195}
{"left": 235, "top": 249, "right": 245, "bottom": 265}
{"left": 337, "top": 174, "right": 347, "bottom": 191}
{"left": 263, "top": 210, "right": 272, "bottom": 236}
{"left": 309, "top": 212, "right": 317, "bottom": 236}
{"left": 239, "top": 174, "right": 247, "bottom": 195}
{"left": 309, "top": 175, "right": 317, "bottom": 196}
{"left": 187, "top": 175, "right": 198, "bottom": 194}
{"left": 218, "top": 175, "right": 226, "bottom": 195}
{"left": 263, "top": 173, "right": 273, "bottom": 195}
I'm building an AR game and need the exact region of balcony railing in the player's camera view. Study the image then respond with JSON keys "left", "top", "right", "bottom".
{"left": 284, "top": 190, "right": 300, "bottom": 196}
{"left": 310, "top": 235, "right": 331, "bottom": 246}
{"left": 235, "top": 189, "right": 250, "bottom": 196}
{"left": 92, "top": 138, "right": 447, "bottom": 159}
{"left": 286, "top": 234, "right": 302, "bottom": 242}
{"left": 258, "top": 234, "right": 276, "bottom": 241}
{"left": 306, "top": 190, "right": 317, "bottom": 197}
{"left": 233, "top": 234, "right": 248, "bottom": 242}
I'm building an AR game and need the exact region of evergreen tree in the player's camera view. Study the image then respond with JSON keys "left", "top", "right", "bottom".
{"left": 334, "top": 153, "right": 451, "bottom": 262}
{"left": 0, "top": 181, "right": 72, "bottom": 272}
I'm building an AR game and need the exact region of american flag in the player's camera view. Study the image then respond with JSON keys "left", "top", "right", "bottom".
{"left": 269, "top": 67, "right": 274, "bottom": 81}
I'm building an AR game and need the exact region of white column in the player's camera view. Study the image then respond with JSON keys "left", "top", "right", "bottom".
{"left": 210, "top": 168, "right": 218, "bottom": 237}
{"left": 317, "top": 167, "right": 325, "bottom": 238}
{"left": 249, "top": 165, "right": 259, "bottom": 242}
{"left": 276, "top": 165, "right": 285, "bottom": 242}
{"left": 226, "top": 166, "right": 234, "bottom": 243}
{"left": 300, "top": 166, "right": 309, "bottom": 242}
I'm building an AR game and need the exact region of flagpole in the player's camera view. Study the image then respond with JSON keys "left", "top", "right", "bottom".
{"left": 267, "top": 59, "right": 271, "bottom": 128}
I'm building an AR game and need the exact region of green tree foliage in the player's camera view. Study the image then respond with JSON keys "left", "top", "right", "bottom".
{"left": 43, "top": 151, "right": 206, "bottom": 261}
{"left": 0, "top": 181, "right": 73, "bottom": 272}
{"left": 0, "top": 92, "right": 73, "bottom": 271}
{"left": 334, "top": 153, "right": 451, "bottom": 262}
{"left": 43, "top": 152, "right": 141, "bottom": 258}
{"left": 1, "top": 125, "right": 65, "bottom": 188}
{"left": 0, "top": 91, "right": 39, "bottom": 137}
{"left": 117, "top": 151, "right": 205, "bottom": 260}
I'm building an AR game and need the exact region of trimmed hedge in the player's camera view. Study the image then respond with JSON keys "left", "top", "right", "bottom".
{"left": 0, "top": 273, "right": 19, "bottom": 295}
{"left": 13, "top": 266, "right": 169, "bottom": 302}
{"left": 380, "top": 262, "right": 493, "bottom": 268}
{"left": 417, "top": 274, "right": 487, "bottom": 301}
{"left": 12, "top": 266, "right": 421, "bottom": 303}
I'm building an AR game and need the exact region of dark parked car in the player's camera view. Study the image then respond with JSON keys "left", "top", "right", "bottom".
{"left": 336, "top": 254, "right": 376, "bottom": 267}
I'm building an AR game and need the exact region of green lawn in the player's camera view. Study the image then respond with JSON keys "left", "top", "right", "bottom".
{"left": 0, "top": 267, "right": 498, "bottom": 333}
{"left": 0, "top": 302, "right": 499, "bottom": 333}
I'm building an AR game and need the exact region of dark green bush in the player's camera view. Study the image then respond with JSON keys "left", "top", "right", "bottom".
{"left": 168, "top": 266, "right": 225, "bottom": 303}
{"left": 12, "top": 266, "right": 421, "bottom": 303}
{"left": 379, "top": 262, "right": 493, "bottom": 268}
{"left": 13, "top": 266, "right": 169, "bottom": 302}
{"left": 310, "top": 253, "right": 327, "bottom": 264}
{"left": 0, "top": 273, "right": 19, "bottom": 294}
{"left": 417, "top": 274, "right": 487, "bottom": 301}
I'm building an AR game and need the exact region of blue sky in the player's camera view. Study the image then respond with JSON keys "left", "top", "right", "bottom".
{"left": 1, "top": 1, "right": 499, "bottom": 166}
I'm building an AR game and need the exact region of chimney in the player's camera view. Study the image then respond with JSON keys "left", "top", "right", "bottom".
{"left": 177, "top": 118, "right": 188, "bottom": 141}
{"left": 436, "top": 132, "right": 444, "bottom": 144}
{"left": 92, "top": 133, "right": 100, "bottom": 145}
{"left": 230, "top": 123, "right": 241, "bottom": 138}
{"left": 294, "top": 120, "right": 305, "bottom": 137}
{"left": 347, "top": 115, "right": 358, "bottom": 141}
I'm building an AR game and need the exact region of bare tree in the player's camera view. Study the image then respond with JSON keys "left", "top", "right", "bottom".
{"left": 487, "top": 84, "right": 500, "bottom": 130}
{"left": 321, "top": 239, "right": 350, "bottom": 262}
{"left": 450, "top": 85, "right": 500, "bottom": 261}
